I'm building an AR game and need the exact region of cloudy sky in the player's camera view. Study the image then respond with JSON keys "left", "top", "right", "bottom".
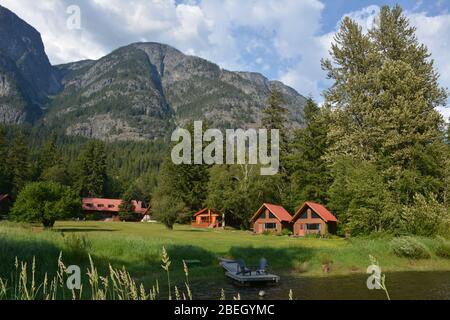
{"left": 1, "top": 0, "right": 449, "bottom": 119}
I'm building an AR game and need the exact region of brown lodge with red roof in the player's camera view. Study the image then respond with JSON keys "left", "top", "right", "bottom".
{"left": 82, "top": 198, "right": 149, "bottom": 221}
{"left": 249, "top": 202, "right": 338, "bottom": 236}
{"left": 290, "top": 202, "right": 337, "bottom": 236}
{"left": 250, "top": 203, "right": 293, "bottom": 234}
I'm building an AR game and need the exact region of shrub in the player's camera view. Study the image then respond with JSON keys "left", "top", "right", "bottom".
{"left": 435, "top": 238, "right": 450, "bottom": 259}
{"left": 400, "top": 194, "right": 449, "bottom": 237}
{"left": 10, "top": 182, "right": 81, "bottom": 228}
{"left": 293, "top": 261, "right": 310, "bottom": 273}
{"left": 390, "top": 236, "right": 431, "bottom": 259}
{"left": 279, "top": 228, "right": 292, "bottom": 236}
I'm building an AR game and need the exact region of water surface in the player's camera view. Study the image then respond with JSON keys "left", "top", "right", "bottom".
{"left": 191, "top": 271, "right": 450, "bottom": 300}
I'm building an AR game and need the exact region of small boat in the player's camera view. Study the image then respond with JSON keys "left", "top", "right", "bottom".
{"left": 219, "top": 258, "right": 280, "bottom": 285}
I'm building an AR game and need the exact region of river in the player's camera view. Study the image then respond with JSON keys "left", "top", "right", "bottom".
{"left": 190, "top": 271, "right": 450, "bottom": 300}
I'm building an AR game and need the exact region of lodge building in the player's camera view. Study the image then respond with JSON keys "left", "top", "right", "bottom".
{"left": 82, "top": 198, "right": 149, "bottom": 221}
{"left": 250, "top": 203, "right": 293, "bottom": 234}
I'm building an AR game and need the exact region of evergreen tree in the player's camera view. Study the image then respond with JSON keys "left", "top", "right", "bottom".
{"left": 286, "top": 98, "right": 331, "bottom": 210}
{"left": 118, "top": 190, "right": 137, "bottom": 221}
{"left": 76, "top": 141, "right": 107, "bottom": 197}
{"left": 7, "top": 131, "right": 30, "bottom": 196}
{"left": 322, "top": 5, "right": 447, "bottom": 206}
{"left": 0, "top": 127, "right": 10, "bottom": 194}
{"left": 261, "top": 85, "right": 290, "bottom": 203}
{"left": 40, "top": 133, "right": 59, "bottom": 170}
{"left": 328, "top": 160, "right": 399, "bottom": 235}
{"left": 205, "top": 164, "right": 282, "bottom": 228}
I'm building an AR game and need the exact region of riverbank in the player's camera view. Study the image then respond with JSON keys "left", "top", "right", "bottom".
{"left": 1, "top": 221, "right": 450, "bottom": 298}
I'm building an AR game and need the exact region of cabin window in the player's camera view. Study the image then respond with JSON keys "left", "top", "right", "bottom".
{"left": 264, "top": 223, "right": 277, "bottom": 230}
{"left": 108, "top": 204, "right": 115, "bottom": 208}
{"left": 97, "top": 204, "right": 104, "bottom": 208}
{"left": 311, "top": 212, "right": 321, "bottom": 219}
{"left": 201, "top": 216, "right": 209, "bottom": 222}
{"left": 299, "top": 212, "right": 308, "bottom": 219}
{"left": 269, "top": 212, "right": 276, "bottom": 219}
{"left": 85, "top": 203, "right": 93, "bottom": 207}
{"left": 306, "top": 223, "right": 321, "bottom": 230}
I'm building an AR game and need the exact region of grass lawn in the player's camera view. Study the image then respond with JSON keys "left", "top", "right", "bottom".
{"left": 1, "top": 220, "right": 450, "bottom": 295}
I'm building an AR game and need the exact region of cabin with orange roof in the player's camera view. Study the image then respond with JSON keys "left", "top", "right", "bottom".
{"left": 192, "top": 208, "right": 223, "bottom": 228}
{"left": 250, "top": 203, "right": 292, "bottom": 234}
{"left": 82, "top": 198, "right": 149, "bottom": 221}
{"left": 290, "top": 202, "right": 337, "bottom": 237}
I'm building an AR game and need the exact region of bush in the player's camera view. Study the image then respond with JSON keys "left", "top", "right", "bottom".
{"left": 400, "top": 194, "right": 449, "bottom": 237}
{"left": 279, "top": 228, "right": 292, "bottom": 236}
{"left": 10, "top": 182, "right": 81, "bottom": 228}
{"left": 390, "top": 236, "right": 431, "bottom": 259}
{"left": 435, "top": 238, "right": 450, "bottom": 259}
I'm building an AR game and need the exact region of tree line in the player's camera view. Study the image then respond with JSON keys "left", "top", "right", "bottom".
{"left": 1, "top": 5, "right": 449, "bottom": 236}
{"left": 152, "top": 6, "right": 450, "bottom": 237}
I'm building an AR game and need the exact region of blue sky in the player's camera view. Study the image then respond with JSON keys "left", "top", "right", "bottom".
{"left": 1, "top": 0, "right": 449, "bottom": 118}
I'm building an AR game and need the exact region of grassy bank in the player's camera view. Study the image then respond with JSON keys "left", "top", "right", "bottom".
{"left": 1, "top": 221, "right": 450, "bottom": 299}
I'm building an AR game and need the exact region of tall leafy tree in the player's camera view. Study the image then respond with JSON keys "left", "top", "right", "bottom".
{"left": 322, "top": 5, "right": 447, "bottom": 205}
{"left": 10, "top": 181, "right": 81, "bottom": 228}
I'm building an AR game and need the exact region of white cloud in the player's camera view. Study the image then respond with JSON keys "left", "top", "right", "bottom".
{"left": 0, "top": 0, "right": 449, "bottom": 118}
{"left": 0, "top": 0, "right": 326, "bottom": 85}
{"left": 320, "top": 5, "right": 450, "bottom": 116}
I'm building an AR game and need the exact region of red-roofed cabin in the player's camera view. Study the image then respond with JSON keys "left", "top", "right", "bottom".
{"left": 82, "top": 198, "right": 149, "bottom": 221}
{"left": 291, "top": 202, "right": 337, "bottom": 237}
{"left": 192, "top": 208, "right": 223, "bottom": 228}
{"left": 250, "top": 203, "right": 292, "bottom": 234}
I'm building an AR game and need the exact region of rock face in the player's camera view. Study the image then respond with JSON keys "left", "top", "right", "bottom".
{"left": 0, "top": 4, "right": 307, "bottom": 140}
{"left": 46, "top": 42, "right": 306, "bottom": 140}
{"left": 0, "top": 5, "right": 60, "bottom": 124}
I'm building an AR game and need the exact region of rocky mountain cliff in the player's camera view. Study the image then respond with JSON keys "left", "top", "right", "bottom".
{"left": 0, "top": 5, "right": 60, "bottom": 124}
{"left": 0, "top": 5, "right": 306, "bottom": 141}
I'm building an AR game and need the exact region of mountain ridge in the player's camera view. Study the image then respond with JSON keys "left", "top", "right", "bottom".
{"left": 0, "top": 5, "right": 307, "bottom": 141}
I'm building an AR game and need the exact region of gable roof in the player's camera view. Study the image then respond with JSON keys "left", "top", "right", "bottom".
{"left": 193, "top": 208, "right": 221, "bottom": 217}
{"left": 292, "top": 201, "right": 337, "bottom": 222}
{"left": 250, "top": 203, "right": 292, "bottom": 223}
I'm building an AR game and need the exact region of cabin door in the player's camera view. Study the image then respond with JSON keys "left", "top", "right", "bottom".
{"left": 297, "top": 224, "right": 305, "bottom": 236}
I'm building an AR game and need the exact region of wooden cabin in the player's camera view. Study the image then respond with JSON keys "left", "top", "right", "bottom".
{"left": 82, "top": 198, "right": 149, "bottom": 221}
{"left": 192, "top": 208, "right": 223, "bottom": 228}
{"left": 291, "top": 202, "right": 337, "bottom": 237}
{"left": 250, "top": 203, "right": 292, "bottom": 234}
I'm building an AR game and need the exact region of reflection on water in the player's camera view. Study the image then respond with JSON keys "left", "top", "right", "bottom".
{"left": 191, "top": 271, "right": 450, "bottom": 300}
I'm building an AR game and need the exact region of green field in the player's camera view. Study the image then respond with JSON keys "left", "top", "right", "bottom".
{"left": 2, "top": 220, "right": 450, "bottom": 289}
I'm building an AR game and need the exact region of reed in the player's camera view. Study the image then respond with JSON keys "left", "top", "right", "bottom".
{"left": 0, "top": 247, "right": 224, "bottom": 300}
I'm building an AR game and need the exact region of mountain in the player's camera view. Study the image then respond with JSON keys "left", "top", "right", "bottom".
{"left": 0, "top": 5, "right": 60, "bottom": 124}
{"left": 0, "top": 5, "right": 306, "bottom": 141}
{"left": 46, "top": 43, "right": 306, "bottom": 140}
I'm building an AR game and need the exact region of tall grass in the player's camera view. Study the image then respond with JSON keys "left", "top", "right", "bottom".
{"left": 0, "top": 248, "right": 196, "bottom": 300}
